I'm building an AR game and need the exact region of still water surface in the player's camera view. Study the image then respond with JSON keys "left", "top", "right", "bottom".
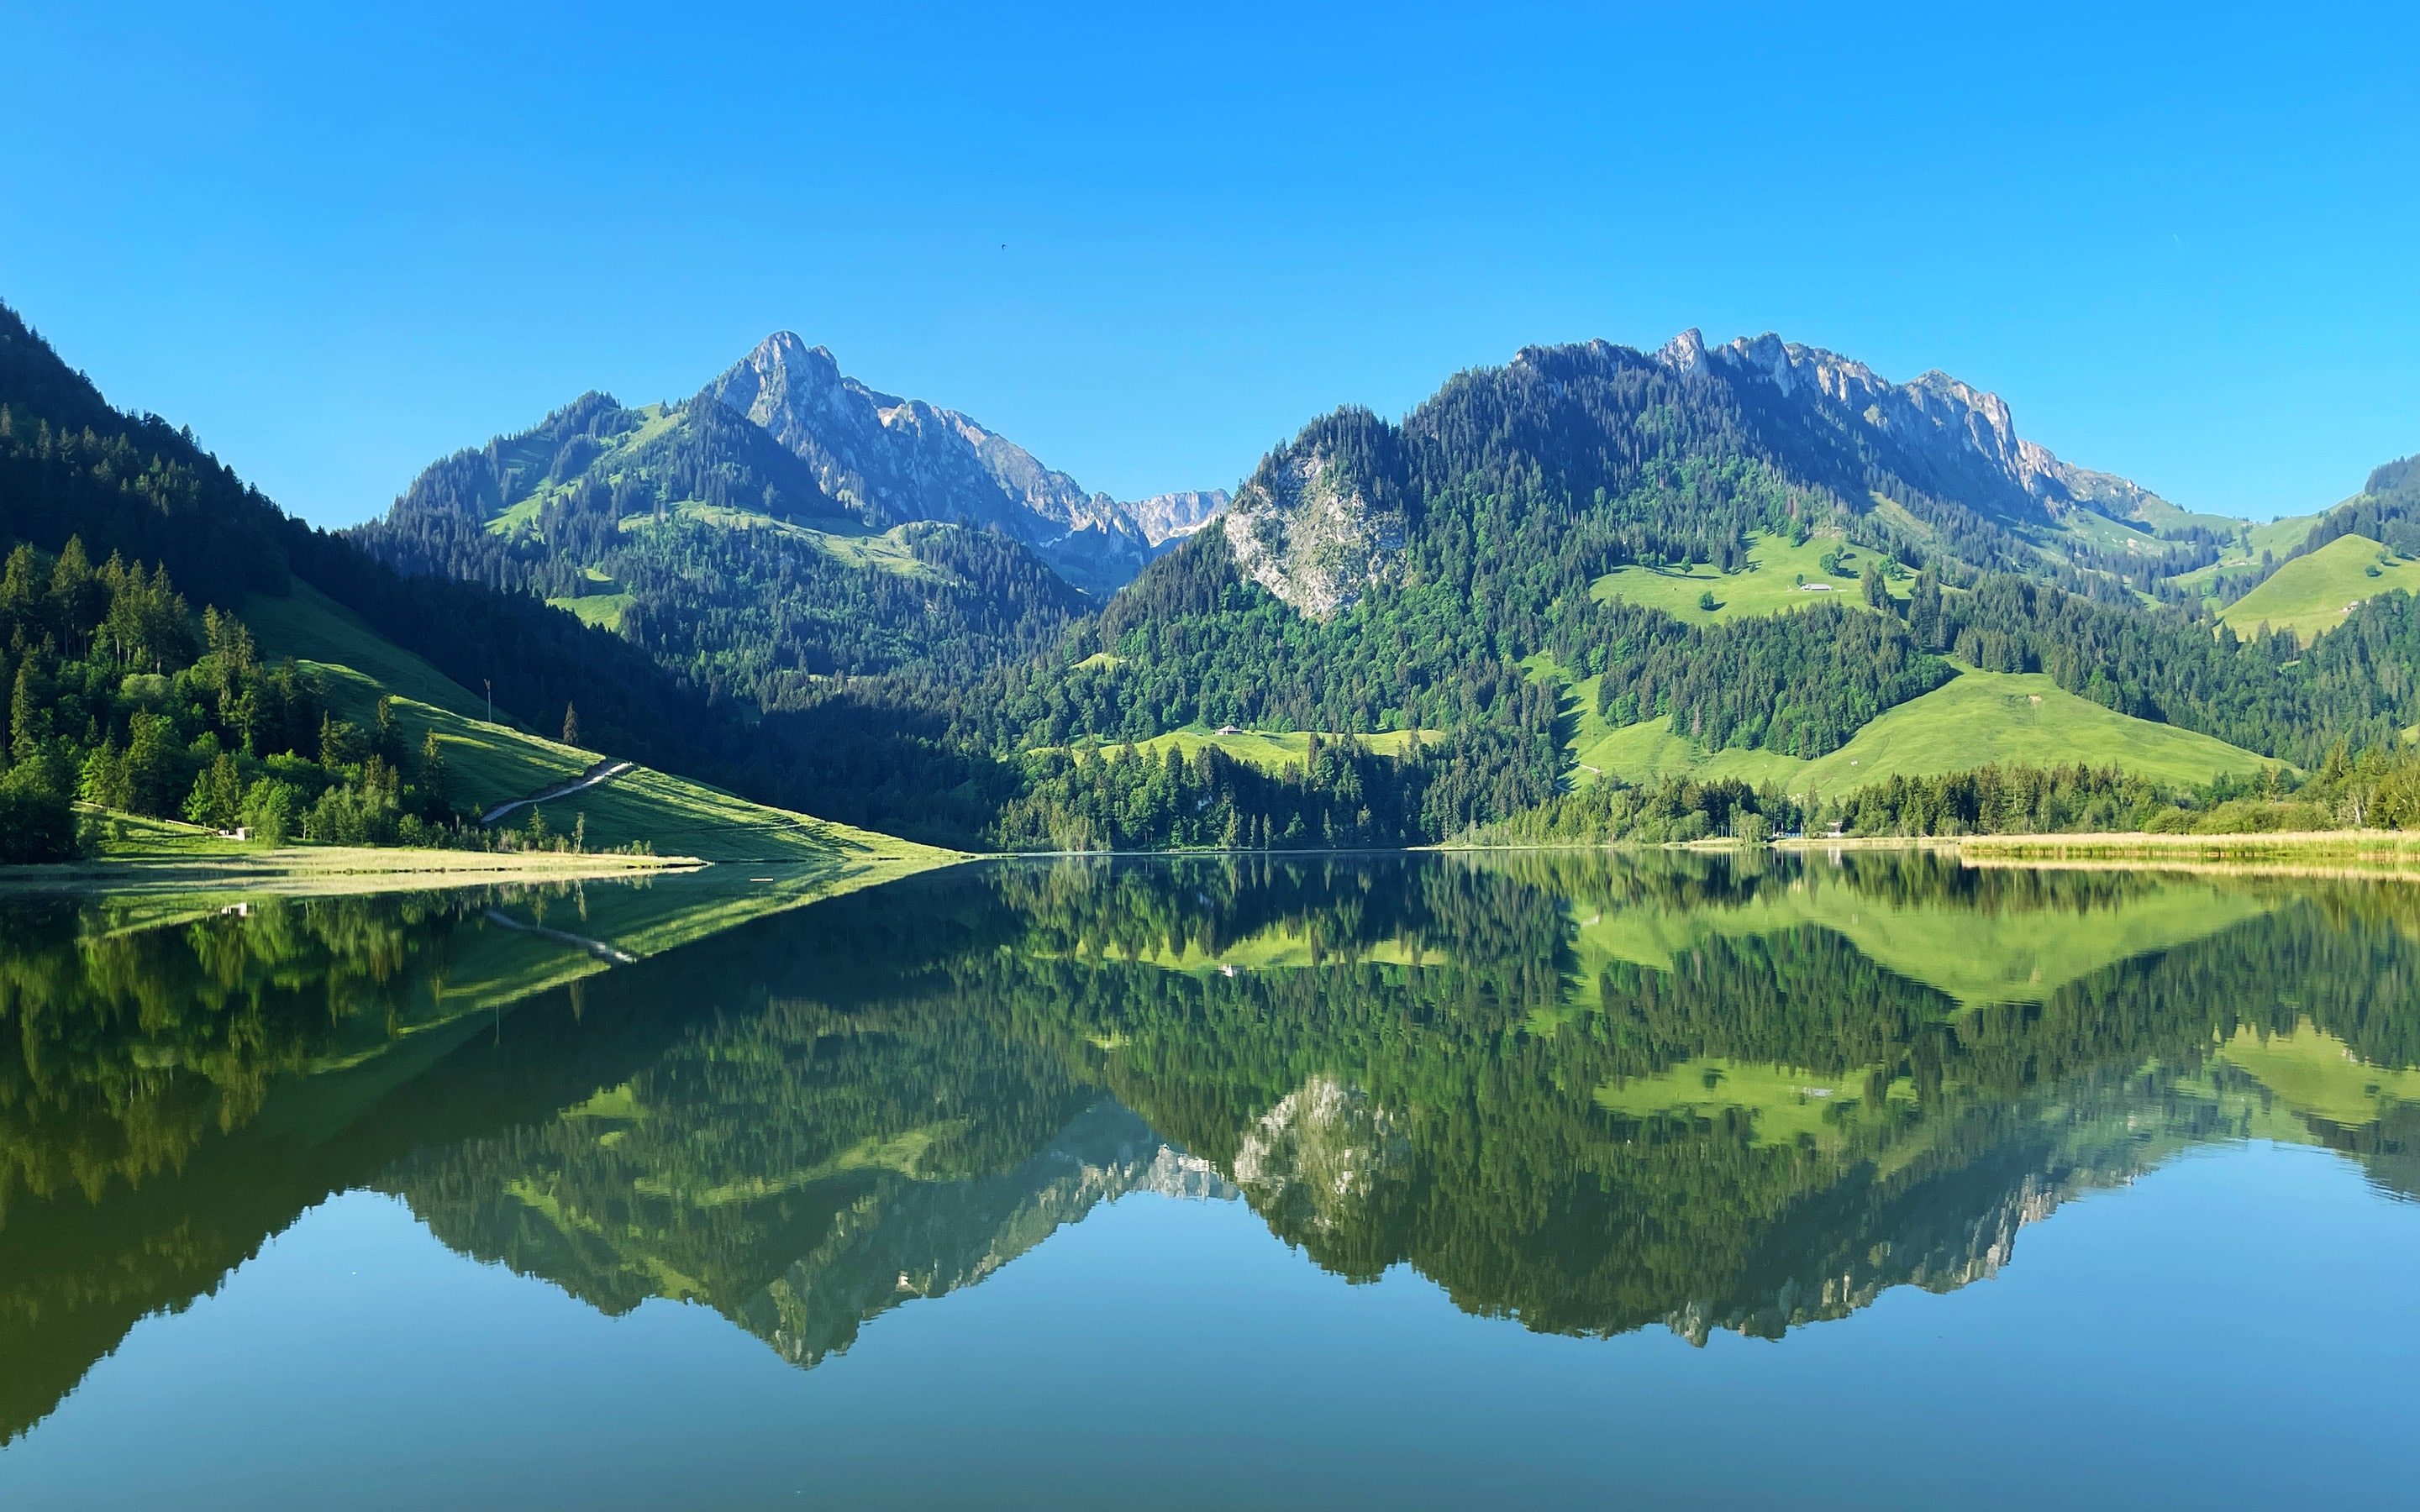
{"left": 2, "top": 852, "right": 2417, "bottom": 1509}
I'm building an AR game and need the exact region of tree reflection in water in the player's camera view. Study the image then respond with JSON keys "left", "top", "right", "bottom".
{"left": 5, "top": 852, "right": 2417, "bottom": 1442}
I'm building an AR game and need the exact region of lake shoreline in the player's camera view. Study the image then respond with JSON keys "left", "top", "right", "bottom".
{"left": 0, "top": 845, "right": 710, "bottom": 899}
{"left": 1956, "top": 828, "right": 2420, "bottom": 860}
{"left": 1954, "top": 829, "right": 2420, "bottom": 879}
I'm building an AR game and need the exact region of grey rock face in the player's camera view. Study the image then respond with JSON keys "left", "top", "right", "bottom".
{"left": 1125, "top": 489, "right": 1230, "bottom": 546}
{"left": 705, "top": 333, "right": 1223, "bottom": 594}
{"left": 1222, "top": 447, "right": 1404, "bottom": 621}
{"left": 1643, "top": 328, "right": 2182, "bottom": 527}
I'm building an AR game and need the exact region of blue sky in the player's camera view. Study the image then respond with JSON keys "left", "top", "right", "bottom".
{"left": 2, "top": 2, "right": 2412, "bottom": 527}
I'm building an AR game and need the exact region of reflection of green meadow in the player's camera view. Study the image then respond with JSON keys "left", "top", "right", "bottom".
{"left": 2217, "top": 1021, "right": 2420, "bottom": 1127}
{"left": 1565, "top": 858, "right": 2276, "bottom": 1007}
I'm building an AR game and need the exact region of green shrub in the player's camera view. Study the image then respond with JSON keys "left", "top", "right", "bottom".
{"left": 0, "top": 762, "right": 78, "bottom": 863}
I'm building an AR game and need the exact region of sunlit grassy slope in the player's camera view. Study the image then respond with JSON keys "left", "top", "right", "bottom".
{"left": 1079, "top": 726, "right": 1439, "bottom": 773}
{"left": 2217, "top": 533, "right": 2420, "bottom": 642}
{"left": 1787, "top": 669, "right": 2273, "bottom": 795}
{"left": 2164, "top": 511, "right": 2325, "bottom": 600}
{"left": 241, "top": 583, "right": 954, "bottom": 866}
{"left": 548, "top": 592, "right": 635, "bottom": 629}
{"left": 1534, "top": 656, "right": 2268, "bottom": 796}
{"left": 1581, "top": 715, "right": 1808, "bottom": 786}
{"left": 1588, "top": 531, "right": 1904, "bottom": 624}
{"left": 1522, "top": 654, "right": 1808, "bottom": 786}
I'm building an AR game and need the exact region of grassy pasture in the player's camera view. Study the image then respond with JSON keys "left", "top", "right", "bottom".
{"left": 1544, "top": 656, "right": 2270, "bottom": 795}
{"left": 1588, "top": 531, "right": 1904, "bottom": 625}
{"left": 1787, "top": 669, "right": 2274, "bottom": 795}
{"left": 2217, "top": 533, "right": 2420, "bottom": 642}
{"left": 1072, "top": 726, "right": 1441, "bottom": 774}
{"left": 548, "top": 591, "right": 635, "bottom": 629}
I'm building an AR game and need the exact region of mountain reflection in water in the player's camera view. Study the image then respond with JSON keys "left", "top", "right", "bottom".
{"left": 4, "top": 851, "right": 2417, "bottom": 1445}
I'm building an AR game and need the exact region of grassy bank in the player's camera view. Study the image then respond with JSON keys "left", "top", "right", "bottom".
{"left": 0, "top": 837, "right": 702, "bottom": 900}
{"left": 1958, "top": 829, "right": 2420, "bottom": 876}
{"left": 11, "top": 795, "right": 961, "bottom": 904}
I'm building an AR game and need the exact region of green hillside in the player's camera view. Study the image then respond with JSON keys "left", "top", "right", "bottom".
{"left": 1077, "top": 725, "right": 1439, "bottom": 774}
{"left": 2164, "top": 511, "right": 2322, "bottom": 598}
{"left": 1565, "top": 863, "right": 2276, "bottom": 1008}
{"left": 358, "top": 389, "right": 1084, "bottom": 695}
{"left": 1563, "top": 665, "right": 2271, "bottom": 796}
{"left": 547, "top": 566, "right": 637, "bottom": 629}
{"left": 1576, "top": 714, "right": 1807, "bottom": 787}
{"left": 550, "top": 591, "right": 634, "bottom": 629}
{"left": 1787, "top": 669, "right": 2272, "bottom": 795}
{"left": 2217, "top": 533, "right": 2420, "bottom": 641}
{"left": 242, "top": 580, "right": 489, "bottom": 718}
{"left": 1523, "top": 654, "right": 1806, "bottom": 786}
{"left": 245, "top": 584, "right": 953, "bottom": 866}
{"left": 1589, "top": 531, "right": 1903, "bottom": 624}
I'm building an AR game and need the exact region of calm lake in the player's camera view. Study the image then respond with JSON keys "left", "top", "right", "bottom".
{"left": 2, "top": 852, "right": 2417, "bottom": 1509}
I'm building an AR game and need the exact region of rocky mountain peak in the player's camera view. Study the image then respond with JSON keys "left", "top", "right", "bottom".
{"left": 1641, "top": 328, "right": 2179, "bottom": 526}
{"left": 1223, "top": 439, "right": 1403, "bottom": 622}
{"left": 698, "top": 334, "right": 1227, "bottom": 594}
{"left": 1654, "top": 327, "right": 1710, "bottom": 375}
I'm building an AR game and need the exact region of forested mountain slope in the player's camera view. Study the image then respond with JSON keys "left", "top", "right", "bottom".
{"left": 0, "top": 297, "right": 949, "bottom": 858}
{"left": 956, "top": 337, "right": 2420, "bottom": 844}
{"left": 350, "top": 386, "right": 1091, "bottom": 696}
{"left": 353, "top": 335, "right": 1230, "bottom": 693}
{"left": 1000, "top": 340, "right": 2418, "bottom": 753}
{"left": 24, "top": 290, "right": 2412, "bottom": 855}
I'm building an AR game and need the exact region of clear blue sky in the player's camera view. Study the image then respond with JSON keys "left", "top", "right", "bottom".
{"left": 3, "top": 2, "right": 2412, "bottom": 527}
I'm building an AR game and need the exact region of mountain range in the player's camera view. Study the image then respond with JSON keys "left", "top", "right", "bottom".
{"left": 1215, "top": 328, "right": 2248, "bottom": 623}
{"left": 8, "top": 283, "right": 2420, "bottom": 861}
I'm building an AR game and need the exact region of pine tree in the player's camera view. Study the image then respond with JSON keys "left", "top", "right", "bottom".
{"left": 419, "top": 728, "right": 450, "bottom": 820}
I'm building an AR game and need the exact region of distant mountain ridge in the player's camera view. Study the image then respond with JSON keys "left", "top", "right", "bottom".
{"left": 1647, "top": 328, "right": 2196, "bottom": 532}
{"left": 1213, "top": 328, "right": 2230, "bottom": 622}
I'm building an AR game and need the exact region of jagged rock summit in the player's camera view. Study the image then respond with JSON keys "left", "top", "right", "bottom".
{"left": 706, "top": 333, "right": 1226, "bottom": 594}
{"left": 1638, "top": 328, "right": 2178, "bottom": 527}
{"left": 1222, "top": 433, "right": 1405, "bottom": 622}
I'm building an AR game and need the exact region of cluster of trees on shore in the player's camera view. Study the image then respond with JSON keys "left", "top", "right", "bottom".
{"left": 0, "top": 538, "right": 494, "bottom": 861}
{"left": 1469, "top": 741, "right": 2420, "bottom": 847}
{"left": 991, "top": 730, "right": 1555, "bottom": 852}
